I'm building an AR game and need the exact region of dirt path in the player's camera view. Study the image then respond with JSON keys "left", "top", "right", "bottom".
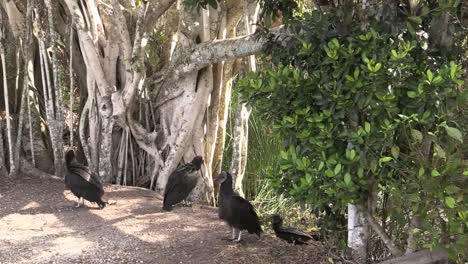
{"left": 0, "top": 177, "right": 327, "bottom": 264}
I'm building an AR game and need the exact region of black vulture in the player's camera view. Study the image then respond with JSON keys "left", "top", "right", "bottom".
{"left": 162, "top": 156, "right": 204, "bottom": 211}
{"left": 64, "top": 150, "right": 106, "bottom": 209}
{"left": 213, "top": 171, "right": 262, "bottom": 242}
{"left": 271, "top": 214, "right": 314, "bottom": 245}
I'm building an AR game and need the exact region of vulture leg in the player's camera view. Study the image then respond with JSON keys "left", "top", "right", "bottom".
{"left": 234, "top": 230, "right": 242, "bottom": 242}
{"left": 221, "top": 227, "right": 237, "bottom": 241}
{"left": 182, "top": 199, "right": 193, "bottom": 207}
{"left": 74, "top": 197, "right": 83, "bottom": 208}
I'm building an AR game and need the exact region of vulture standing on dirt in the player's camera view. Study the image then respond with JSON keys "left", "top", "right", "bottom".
{"left": 214, "top": 171, "right": 262, "bottom": 242}
{"left": 271, "top": 214, "right": 314, "bottom": 245}
{"left": 64, "top": 149, "right": 106, "bottom": 209}
{"left": 163, "top": 156, "right": 204, "bottom": 211}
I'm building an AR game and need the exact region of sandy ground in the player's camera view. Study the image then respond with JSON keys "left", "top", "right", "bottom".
{"left": 0, "top": 177, "right": 329, "bottom": 264}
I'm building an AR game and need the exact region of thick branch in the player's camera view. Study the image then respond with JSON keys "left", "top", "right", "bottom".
{"left": 110, "top": 0, "right": 132, "bottom": 68}
{"left": 64, "top": 0, "right": 111, "bottom": 97}
{"left": 359, "top": 206, "right": 403, "bottom": 257}
{"left": 0, "top": 0, "right": 26, "bottom": 39}
{"left": 378, "top": 249, "right": 447, "bottom": 264}
{"left": 144, "top": 0, "right": 176, "bottom": 33}
{"left": 175, "top": 32, "right": 265, "bottom": 76}
{"left": 122, "top": 1, "right": 148, "bottom": 106}
{"left": 149, "top": 28, "right": 284, "bottom": 84}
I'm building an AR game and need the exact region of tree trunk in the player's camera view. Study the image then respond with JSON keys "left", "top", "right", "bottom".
{"left": 2, "top": 0, "right": 282, "bottom": 199}
{"left": 11, "top": 0, "right": 34, "bottom": 178}
{"left": 347, "top": 203, "right": 369, "bottom": 262}
{"left": 0, "top": 17, "right": 15, "bottom": 175}
{"left": 229, "top": 1, "right": 258, "bottom": 196}
{"left": 0, "top": 118, "right": 7, "bottom": 177}
{"left": 406, "top": 216, "right": 420, "bottom": 254}
{"left": 230, "top": 96, "right": 251, "bottom": 197}
{"left": 44, "top": 0, "right": 64, "bottom": 177}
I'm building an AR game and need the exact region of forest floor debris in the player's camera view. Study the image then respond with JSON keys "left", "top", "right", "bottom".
{"left": 0, "top": 177, "right": 330, "bottom": 264}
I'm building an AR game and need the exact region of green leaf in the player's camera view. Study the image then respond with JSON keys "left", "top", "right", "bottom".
{"left": 305, "top": 173, "right": 312, "bottom": 183}
{"left": 374, "top": 63, "right": 382, "bottom": 72}
{"left": 357, "top": 167, "right": 364, "bottom": 178}
{"left": 350, "top": 149, "right": 356, "bottom": 160}
{"left": 408, "top": 16, "right": 422, "bottom": 24}
{"left": 407, "top": 91, "right": 418, "bottom": 98}
{"left": 297, "top": 130, "right": 311, "bottom": 139}
{"left": 284, "top": 116, "right": 295, "bottom": 124}
{"left": 431, "top": 169, "right": 441, "bottom": 177}
{"left": 344, "top": 173, "right": 351, "bottom": 186}
{"left": 391, "top": 146, "right": 400, "bottom": 159}
{"left": 444, "top": 126, "right": 463, "bottom": 143}
{"left": 432, "top": 76, "right": 443, "bottom": 84}
{"left": 445, "top": 197, "right": 456, "bottom": 208}
{"left": 353, "top": 68, "right": 360, "bottom": 79}
{"left": 331, "top": 38, "right": 339, "bottom": 48}
{"left": 418, "top": 167, "right": 425, "bottom": 177}
{"left": 379, "top": 157, "right": 393, "bottom": 166}
{"left": 426, "top": 69, "right": 433, "bottom": 82}
{"left": 325, "top": 169, "right": 334, "bottom": 177}
{"left": 334, "top": 164, "right": 342, "bottom": 175}
{"left": 411, "top": 129, "right": 423, "bottom": 143}
{"left": 463, "top": 170, "right": 468, "bottom": 176}
{"left": 450, "top": 62, "right": 457, "bottom": 79}
{"left": 345, "top": 75, "right": 355, "bottom": 82}
{"left": 318, "top": 161, "right": 325, "bottom": 170}
{"left": 280, "top": 151, "right": 288, "bottom": 159}
{"left": 364, "top": 122, "right": 371, "bottom": 133}
{"left": 445, "top": 185, "right": 461, "bottom": 194}
{"left": 434, "top": 144, "right": 446, "bottom": 159}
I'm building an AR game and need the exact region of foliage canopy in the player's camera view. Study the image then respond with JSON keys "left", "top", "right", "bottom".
{"left": 239, "top": 1, "right": 467, "bottom": 259}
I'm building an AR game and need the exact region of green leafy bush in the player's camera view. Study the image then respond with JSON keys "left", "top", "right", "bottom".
{"left": 239, "top": 5, "right": 467, "bottom": 259}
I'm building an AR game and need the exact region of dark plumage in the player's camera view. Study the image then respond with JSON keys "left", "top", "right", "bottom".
{"left": 64, "top": 150, "right": 106, "bottom": 208}
{"left": 163, "top": 156, "right": 204, "bottom": 211}
{"left": 214, "top": 171, "right": 262, "bottom": 242}
{"left": 271, "top": 214, "right": 313, "bottom": 245}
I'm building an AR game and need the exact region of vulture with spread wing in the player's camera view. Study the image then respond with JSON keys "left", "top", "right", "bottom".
{"left": 64, "top": 150, "right": 106, "bottom": 209}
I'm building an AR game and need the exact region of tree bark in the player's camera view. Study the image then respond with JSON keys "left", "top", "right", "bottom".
{"left": 11, "top": 0, "right": 34, "bottom": 178}
{"left": 348, "top": 203, "right": 369, "bottom": 262}
{"left": 378, "top": 250, "right": 447, "bottom": 264}
{"left": 0, "top": 118, "right": 7, "bottom": 177}
{"left": 360, "top": 205, "right": 403, "bottom": 257}
{"left": 0, "top": 14, "right": 15, "bottom": 175}
{"left": 230, "top": 95, "right": 251, "bottom": 197}
{"left": 406, "top": 216, "right": 420, "bottom": 254}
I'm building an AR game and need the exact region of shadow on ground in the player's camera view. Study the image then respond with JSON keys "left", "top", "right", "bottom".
{"left": 0, "top": 177, "right": 326, "bottom": 264}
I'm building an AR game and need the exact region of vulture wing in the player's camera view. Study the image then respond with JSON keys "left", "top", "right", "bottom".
{"left": 68, "top": 161, "right": 103, "bottom": 191}
{"left": 231, "top": 196, "right": 262, "bottom": 235}
{"left": 164, "top": 163, "right": 197, "bottom": 206}
{"left": 281, "top": 227, "right": 313, "bottom": 239}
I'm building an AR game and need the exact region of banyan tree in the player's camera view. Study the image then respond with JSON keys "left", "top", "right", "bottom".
{"left": 0, "top": 0, "right": 280, "bottom": 202}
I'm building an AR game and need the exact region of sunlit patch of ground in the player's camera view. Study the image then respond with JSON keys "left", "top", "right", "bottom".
{"left": 0, "top": 177, "right": 327, "bottom": 264}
